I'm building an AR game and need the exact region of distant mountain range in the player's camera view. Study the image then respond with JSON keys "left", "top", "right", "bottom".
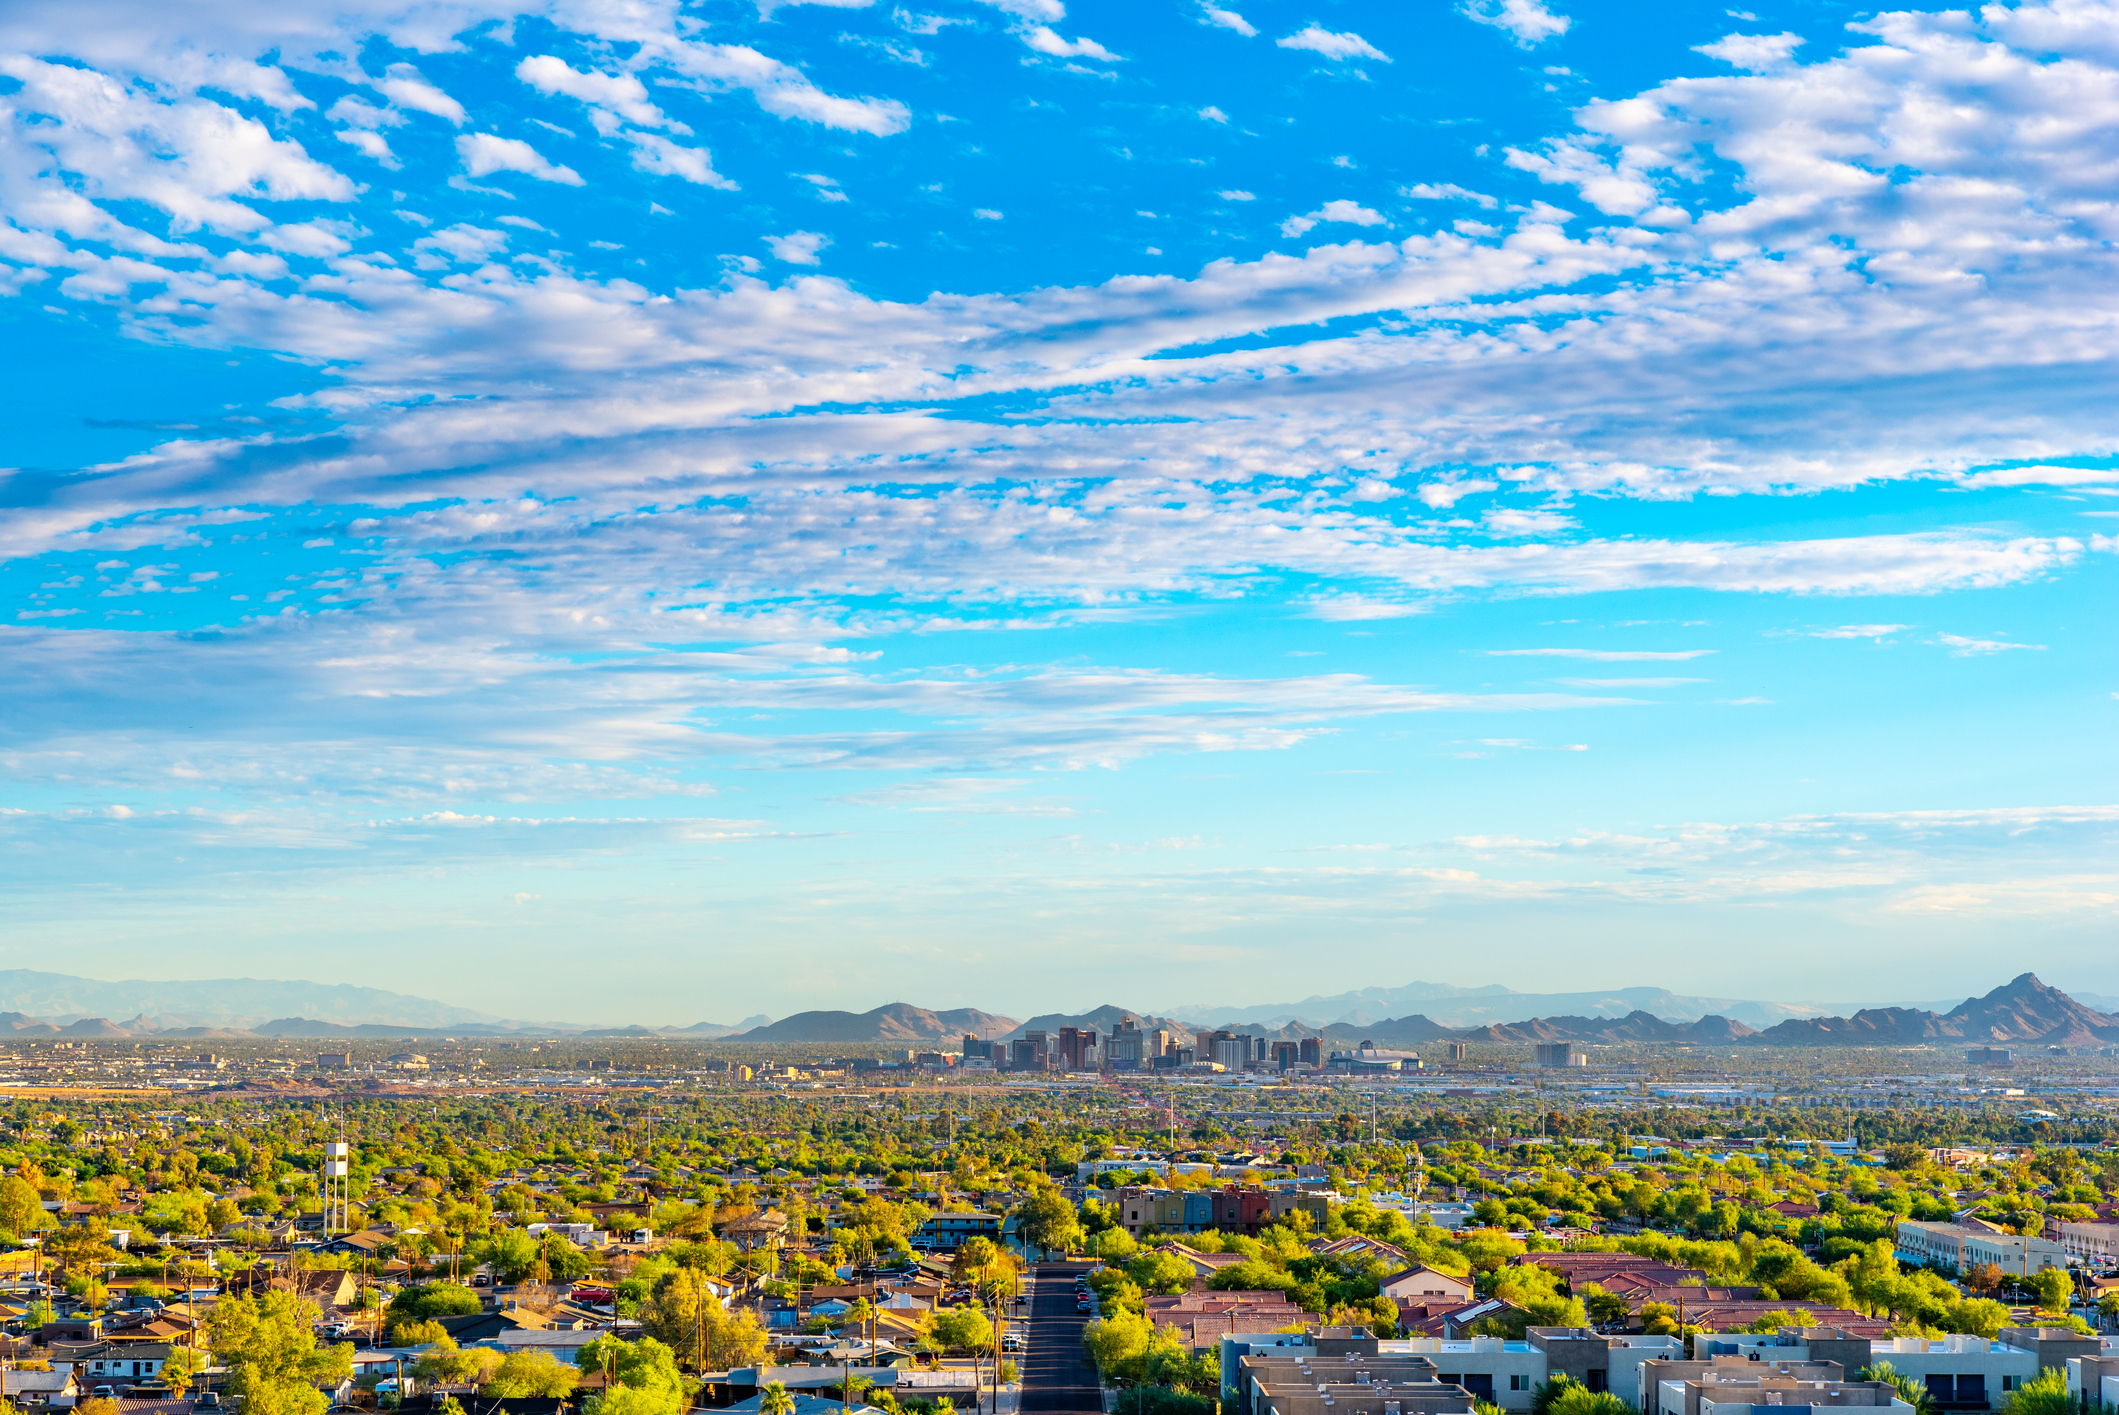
{"left": 734, "top": 1004, "right": 1018, "bottom": 1044}
{"left": 0, "top": 969, "right": 514, "bottom": 1030}
{"left": 1220, "top": 974, "right": 2118, "bottom": 1050}
{"left": 0, "top": 969, "right": 2110, "bottom": 1052}
{"left": 1165, "top": 981, "right": 1851, "bottom": 1031}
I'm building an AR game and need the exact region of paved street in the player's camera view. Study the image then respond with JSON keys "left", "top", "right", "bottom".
{"left": 1017, "top": 1261, "right": 1101, "bottom": 1415}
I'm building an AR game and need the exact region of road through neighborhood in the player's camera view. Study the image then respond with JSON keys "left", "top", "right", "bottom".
{"left": 1016, "top": 1260, "right": 1102, "bottom": 1415}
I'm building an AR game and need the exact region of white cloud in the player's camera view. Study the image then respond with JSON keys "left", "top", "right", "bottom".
{"left": 1482, "top": 506, "right": 1578, "bottom": 536}
{"left": 1199, "top": 106, "right": 1229, "bottom": 124}
{"left": 1694, "top": 31, "right": 1805, "bottom": 71}
{"left": 766, "top": 230, "right": 832, "bottom": 264}
{"left": 0, "top": 55, "right": 355, "bottom": 239}
{"left": 838, "top": 777, "right": 1080, "bottom": 815}
{"left": 1934, "top": 633, "right": 2045, "bottom": 655}
{"left": 1023, "top": 26, "right": 1119, "bottom": 59}
{"left": 1556, "top": 677, "right": 1709, "bottom": 687}
{"left": 1275, "top": 25, "right": 1390, "bottom": 61}
{"left": 1280, "top": 199, "right": 1388, "bottom": 237}
{"left": 1402, "top": 182, "right": 1500, "bottom": 208}
{"left": 1219, "top": 189, "right": 1256, "bottom": 202}
{"left": 1959, "top": 465, "right": 2119, "bottom": 488}
{"left": 1416, "top": 480, "right": 1499, "bottom": 509}
{"left": 1461, "top": 0, "right": 1571, "bottom": 46}
{"left": 1201, "top": 5, "right": 1258, "bottom": 36}
{"left": 1487, "top": 648, "right": 1716, "bottom": 660}
{"left": 334, "top": 128, "right": 399, "bottom": 167}
{"left": 372, "top": 63, "right": 466, "bottom": 125}
{"left": 1809, "top": 624, "right": 1909, "bottom": 639}
{"left": 455, "top": 133, "right": 585, "bottom": 186}
{"left": 412, "top": 224, "right": 511, "bottom": 268}
{"left": 973, "top": 208, "right": 1004, "bottom": 220}
{"left": 516, "top": 56, "right": 674, "bottom": 132}
{"left": 1303, "top": 595, "right": 1428, "bottom": 620}
{"left": 626, "top": 133, "right": 738, "bottom": 188}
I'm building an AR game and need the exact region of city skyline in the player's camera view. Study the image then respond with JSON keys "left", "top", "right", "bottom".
{"left": 1, "top": 0, "right": 2115, "bottom": 1020}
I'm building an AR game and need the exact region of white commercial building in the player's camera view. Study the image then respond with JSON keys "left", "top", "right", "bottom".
{"left": 1895, "top": 1220, "right": 2066, "bottom": 1277}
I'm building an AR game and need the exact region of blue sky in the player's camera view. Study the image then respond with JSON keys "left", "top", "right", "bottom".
{"left": 1, "top": 0, "right": 2117, "bottom": 1025}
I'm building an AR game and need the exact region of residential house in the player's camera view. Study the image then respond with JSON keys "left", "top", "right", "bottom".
{"left": 1144, "top": 1291, "right": 1307, "bottom": 1348}
{"left": 1313, "top": 1236, "right": 1414, "bottom": 1270}
{"left": 1147, "top": 1243, "right": 1251, "bottom": 1282}
{"left": 307, "top": 1230, "right": 388, "bottom": 1260}
{"left": 279, "top": 1269, "right": 360, "bottom": 1309}
{"left": 912, "top": 1212, "right": 1003, "bottom": 1251}
{"left": 1378, "top": 1267, "right": 1474, "bottom": 1304}
{"left": 82, "top": 1341, "right": 177, "bottom": 1385}
{"left": 0, "top": 1365, "right": 78, "bottom": 1406}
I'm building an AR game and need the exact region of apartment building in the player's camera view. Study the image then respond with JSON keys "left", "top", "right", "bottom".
{"left": 1231, "top": 1334, "right": 1470, "bottom": 1415}
{"left": 2064, "top": 1354, "right": 2119, "bottom": 1407}
{"left": 2053, "top": 1219, "right": 2119, "bottom": 1265}
{"left": 1394, "top": 1337, "right": 1549, "bottom": 1409}
{"left": 1634, "top": 1358, "right": 1845, "bottom": 1412}
{"left": 1653, "top": 1372, "right": 1909, "bottom": 1415}
{"left": 1528, "top": 1329, "right": 1686, "bottom": 1403}
{"left": 1112, "top": 1184, "right": 1328, "bottom": 1237}
{"left": 1895, "top": 1220, "right": 2066, "bottom": 1277}
{"left": 1996, "top": 1328, "right": 2104, "bottom": 1375}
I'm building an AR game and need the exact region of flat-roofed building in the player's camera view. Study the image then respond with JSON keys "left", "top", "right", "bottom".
{"left": 1654, "top": 1371, "right": 1910, "bottom": 1415}
{"left": 1232, "top": 1341, "right": 1470, "bottom": 1415}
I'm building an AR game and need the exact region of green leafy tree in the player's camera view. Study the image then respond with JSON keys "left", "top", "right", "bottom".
{"left": 1125, "top": 1251, "right": 1198, "bottom": 1296}
{"left": 2000, "top": 1368, "right": 2072, "bottom": 1415}
{"left": 478, "top": 1229, "right": 542, "bottom": 1283}
{"left": 1942, "top": 1298, "right": 2009, "bottom": 1339}
{"left": 0, "top": 1177, "right": 45, "bottom": 1237}
{"left": 1012, "top": 1186, "right": 1083, "bottom": 1257}
{"left": 576, "top": 1335, "right": 687, "bottom": 1415}
{"left": 208, "top": 1289, "right": 352, "bottom": 1415}
{"left": 1547, "top": 1389, "right": 1633, "bottom": 1415}
{"left": 384, "top": 1282, "right": 482, "bottom": 1337}
{"left": 1578, "top": 1284, "right": 1630, "bottom": 1326}
{"left": 484, "top": 1350, "right": 580, "bottom": 1397}
{"left": 2027, "top": 1267, "right": 2072, "bottom": 1314}
{"left": 931, "top": 1308, "right": 993, "bottom": 1351}
{"left": 762, "top": 1384, "right": 796, "bottom": 1415}
{"left": 640, "top": 1269, "right": 767, "bottom": 1370}
{"left": 1082, "top": 1308, "right": 1154, "bottom": 1380}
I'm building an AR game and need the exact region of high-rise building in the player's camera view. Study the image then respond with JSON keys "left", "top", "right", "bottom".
{"left": 1107, "top": 1021, "right": 1144, "bottom": 1068}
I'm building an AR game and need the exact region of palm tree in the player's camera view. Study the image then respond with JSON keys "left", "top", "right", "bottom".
{"left": 764, "top": 1381, "right": 798, "bottom": 1415}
